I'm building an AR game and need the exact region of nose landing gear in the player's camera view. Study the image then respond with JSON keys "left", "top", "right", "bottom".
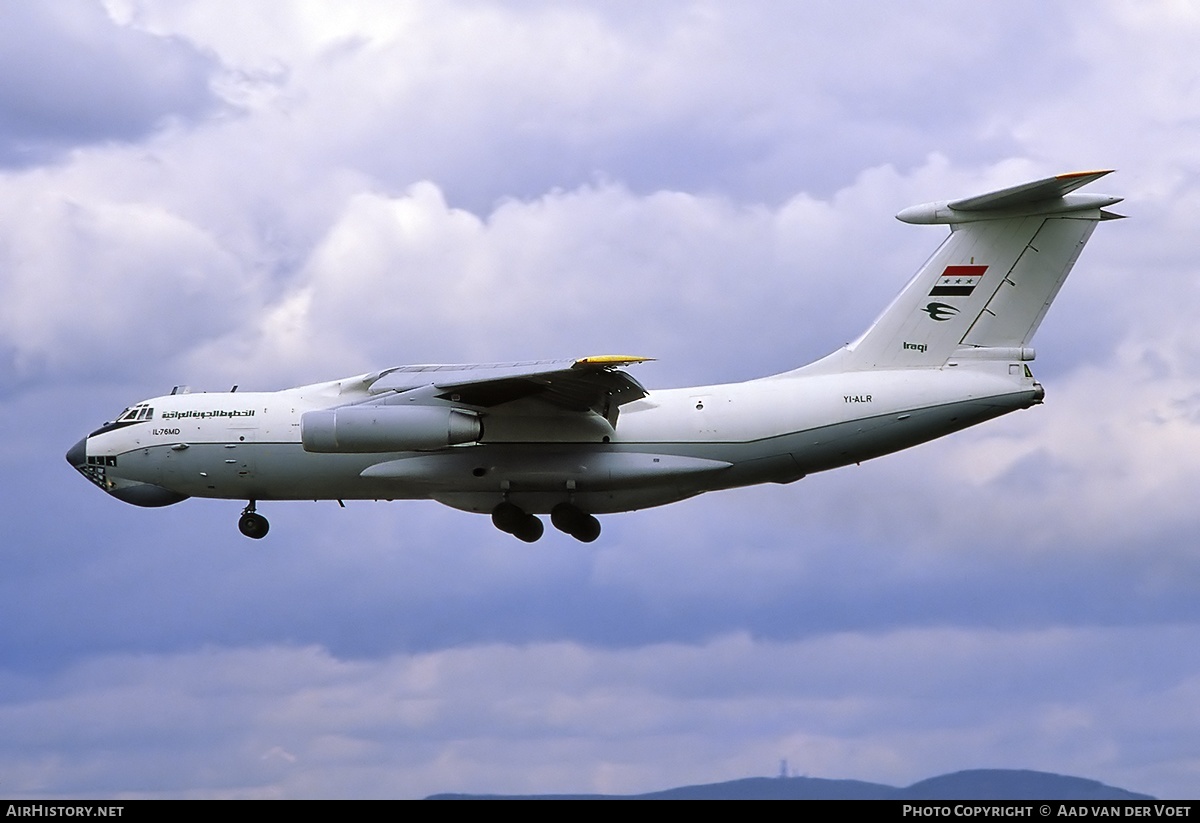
{"left": 238, "top": 500, "right": 269, "bottom": 539}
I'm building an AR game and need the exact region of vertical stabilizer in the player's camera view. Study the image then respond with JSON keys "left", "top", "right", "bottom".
{"left": 815, "top": 171, "right": 1121, "bottom": 372}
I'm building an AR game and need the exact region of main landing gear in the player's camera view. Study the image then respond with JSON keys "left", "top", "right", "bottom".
{"left": 234, "top": 499, "right": 599, "bottom": 543}
{"left": 490, "top": 501, "right": 601, "bottom": 543}
{"left": 238, "top": 500, "right": 269, "bottom": 539}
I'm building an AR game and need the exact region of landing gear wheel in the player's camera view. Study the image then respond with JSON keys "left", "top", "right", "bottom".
{"left": 513, "top": 514, "right": 544, "bottom": 543}
{"left": 492, "top": 502, "right": 543, "bottom": 542}
{"left": 551, "top": 503, "right": 601, "bottom": 542}
{"left": 573, "top": 513, "right": 601, "bottom": 543}
{"left": 238, "top": 511, "right": 269, "bottom": 539}
{"left": 491, "top": 501, "right": 526, "bottom": 534}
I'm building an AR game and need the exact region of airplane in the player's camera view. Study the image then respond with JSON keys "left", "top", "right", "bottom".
{"left": 67, "top": 170, "right": 1123, "bottom": 543}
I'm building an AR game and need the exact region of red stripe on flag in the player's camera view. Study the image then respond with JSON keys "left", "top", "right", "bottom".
{"left": 942, "top": 265, "right": 987, "bottom": 277}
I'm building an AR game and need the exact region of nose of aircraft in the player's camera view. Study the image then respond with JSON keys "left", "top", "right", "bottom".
{"left": 64, "top": 434, "right": 189, "bottom": 507}
{"left": 66, "top": 437, "right": 87, "bottom": 467}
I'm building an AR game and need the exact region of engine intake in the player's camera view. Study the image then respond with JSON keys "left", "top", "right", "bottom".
{"left": 301, "top": 405, "right": 481, "bottom": 453}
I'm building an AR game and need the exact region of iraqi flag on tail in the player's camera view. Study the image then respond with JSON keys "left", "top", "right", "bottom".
{"left": 929, "top": 264, "right": 987, "bottom": 297}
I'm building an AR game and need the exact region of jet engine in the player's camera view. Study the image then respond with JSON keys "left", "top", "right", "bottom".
{"left": 301, "top": 405, "right": 481, "bottom": 453}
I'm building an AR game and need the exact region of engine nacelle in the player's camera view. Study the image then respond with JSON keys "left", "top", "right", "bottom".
{"left": 301, "top": 405, "right": 481, "bottom": 453}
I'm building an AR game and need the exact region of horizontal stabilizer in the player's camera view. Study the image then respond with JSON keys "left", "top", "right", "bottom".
{"left": 950, "top": 169, "right": 1113, "bottom": 210}
{"left": 897, "top": 170, "right": 1121, "bottom": 224}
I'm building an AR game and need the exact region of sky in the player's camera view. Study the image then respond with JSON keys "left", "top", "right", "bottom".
{"left": 2, "top": 0, "right": 1199, "bottom": 800}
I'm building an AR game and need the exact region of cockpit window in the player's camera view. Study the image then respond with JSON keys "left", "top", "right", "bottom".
{"left": 89, "top": 403, "right": 154, "bottom": 438}
{"left": 117, "top": 403, "right": 153, "bottom": 423}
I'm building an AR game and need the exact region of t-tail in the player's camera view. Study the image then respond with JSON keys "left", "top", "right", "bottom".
{"left": 804, "top": 170, "right": 1123, "bottom": 373}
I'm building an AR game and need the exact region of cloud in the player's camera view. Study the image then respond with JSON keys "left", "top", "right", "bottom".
{"left": 178, "top": 178, "right": 883, "bottom": 387}
{"left": 112, "top": 0, "right": 1087, "bottom": 208}
{"left": 0, "top": 1, "right": 217, "bottom": 165}
{"left": 0, "top": 190, "right": 250, "bottom": 389}
{"left": 1, "top": 629, "right": 1193, "bottom": 798}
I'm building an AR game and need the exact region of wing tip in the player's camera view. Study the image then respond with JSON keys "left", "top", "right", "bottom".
{"left": 572, "top": 355, "right": 655, "bottom": 368}
{"left": 1056, "top": 168, "right": 1115, "bottom": 180}
{"left": 1051, "top": 167, "right": 1113, "bottom": 182}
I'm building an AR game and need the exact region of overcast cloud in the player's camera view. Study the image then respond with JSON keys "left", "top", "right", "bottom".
{"left": 3, "top": 0, "right": 1199, "bottom": 799}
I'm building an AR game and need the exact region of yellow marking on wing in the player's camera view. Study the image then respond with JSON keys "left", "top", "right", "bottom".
{"left": 1056, "top": 169, "right": 1114, "bottom": 179}
{"left": 572, "top": 355, "right": 654, "bottom": 368}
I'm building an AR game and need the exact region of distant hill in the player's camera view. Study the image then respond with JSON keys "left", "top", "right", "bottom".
{"left": 427, "top": 768, "right": 1154, "bottom": 800}
{"left": 899, "top": 770, "right": 1153, "bottom": 801}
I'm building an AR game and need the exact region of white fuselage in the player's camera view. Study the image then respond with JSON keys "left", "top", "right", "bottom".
{"left": 73, "top": 360, "right": 1040, "bottom": 516}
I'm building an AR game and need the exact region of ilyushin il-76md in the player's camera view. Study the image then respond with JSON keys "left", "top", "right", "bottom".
{"left": 67, "top": 170, "right": 1123, "bottom": 542}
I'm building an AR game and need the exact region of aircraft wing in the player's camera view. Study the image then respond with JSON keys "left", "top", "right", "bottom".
{"left": 366, "top": 355, "right": 652, "bottom": 418}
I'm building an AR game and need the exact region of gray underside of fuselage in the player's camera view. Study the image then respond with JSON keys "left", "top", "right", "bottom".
{"left": 107, "top": 390, "right": 1035, "bottom": 515}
